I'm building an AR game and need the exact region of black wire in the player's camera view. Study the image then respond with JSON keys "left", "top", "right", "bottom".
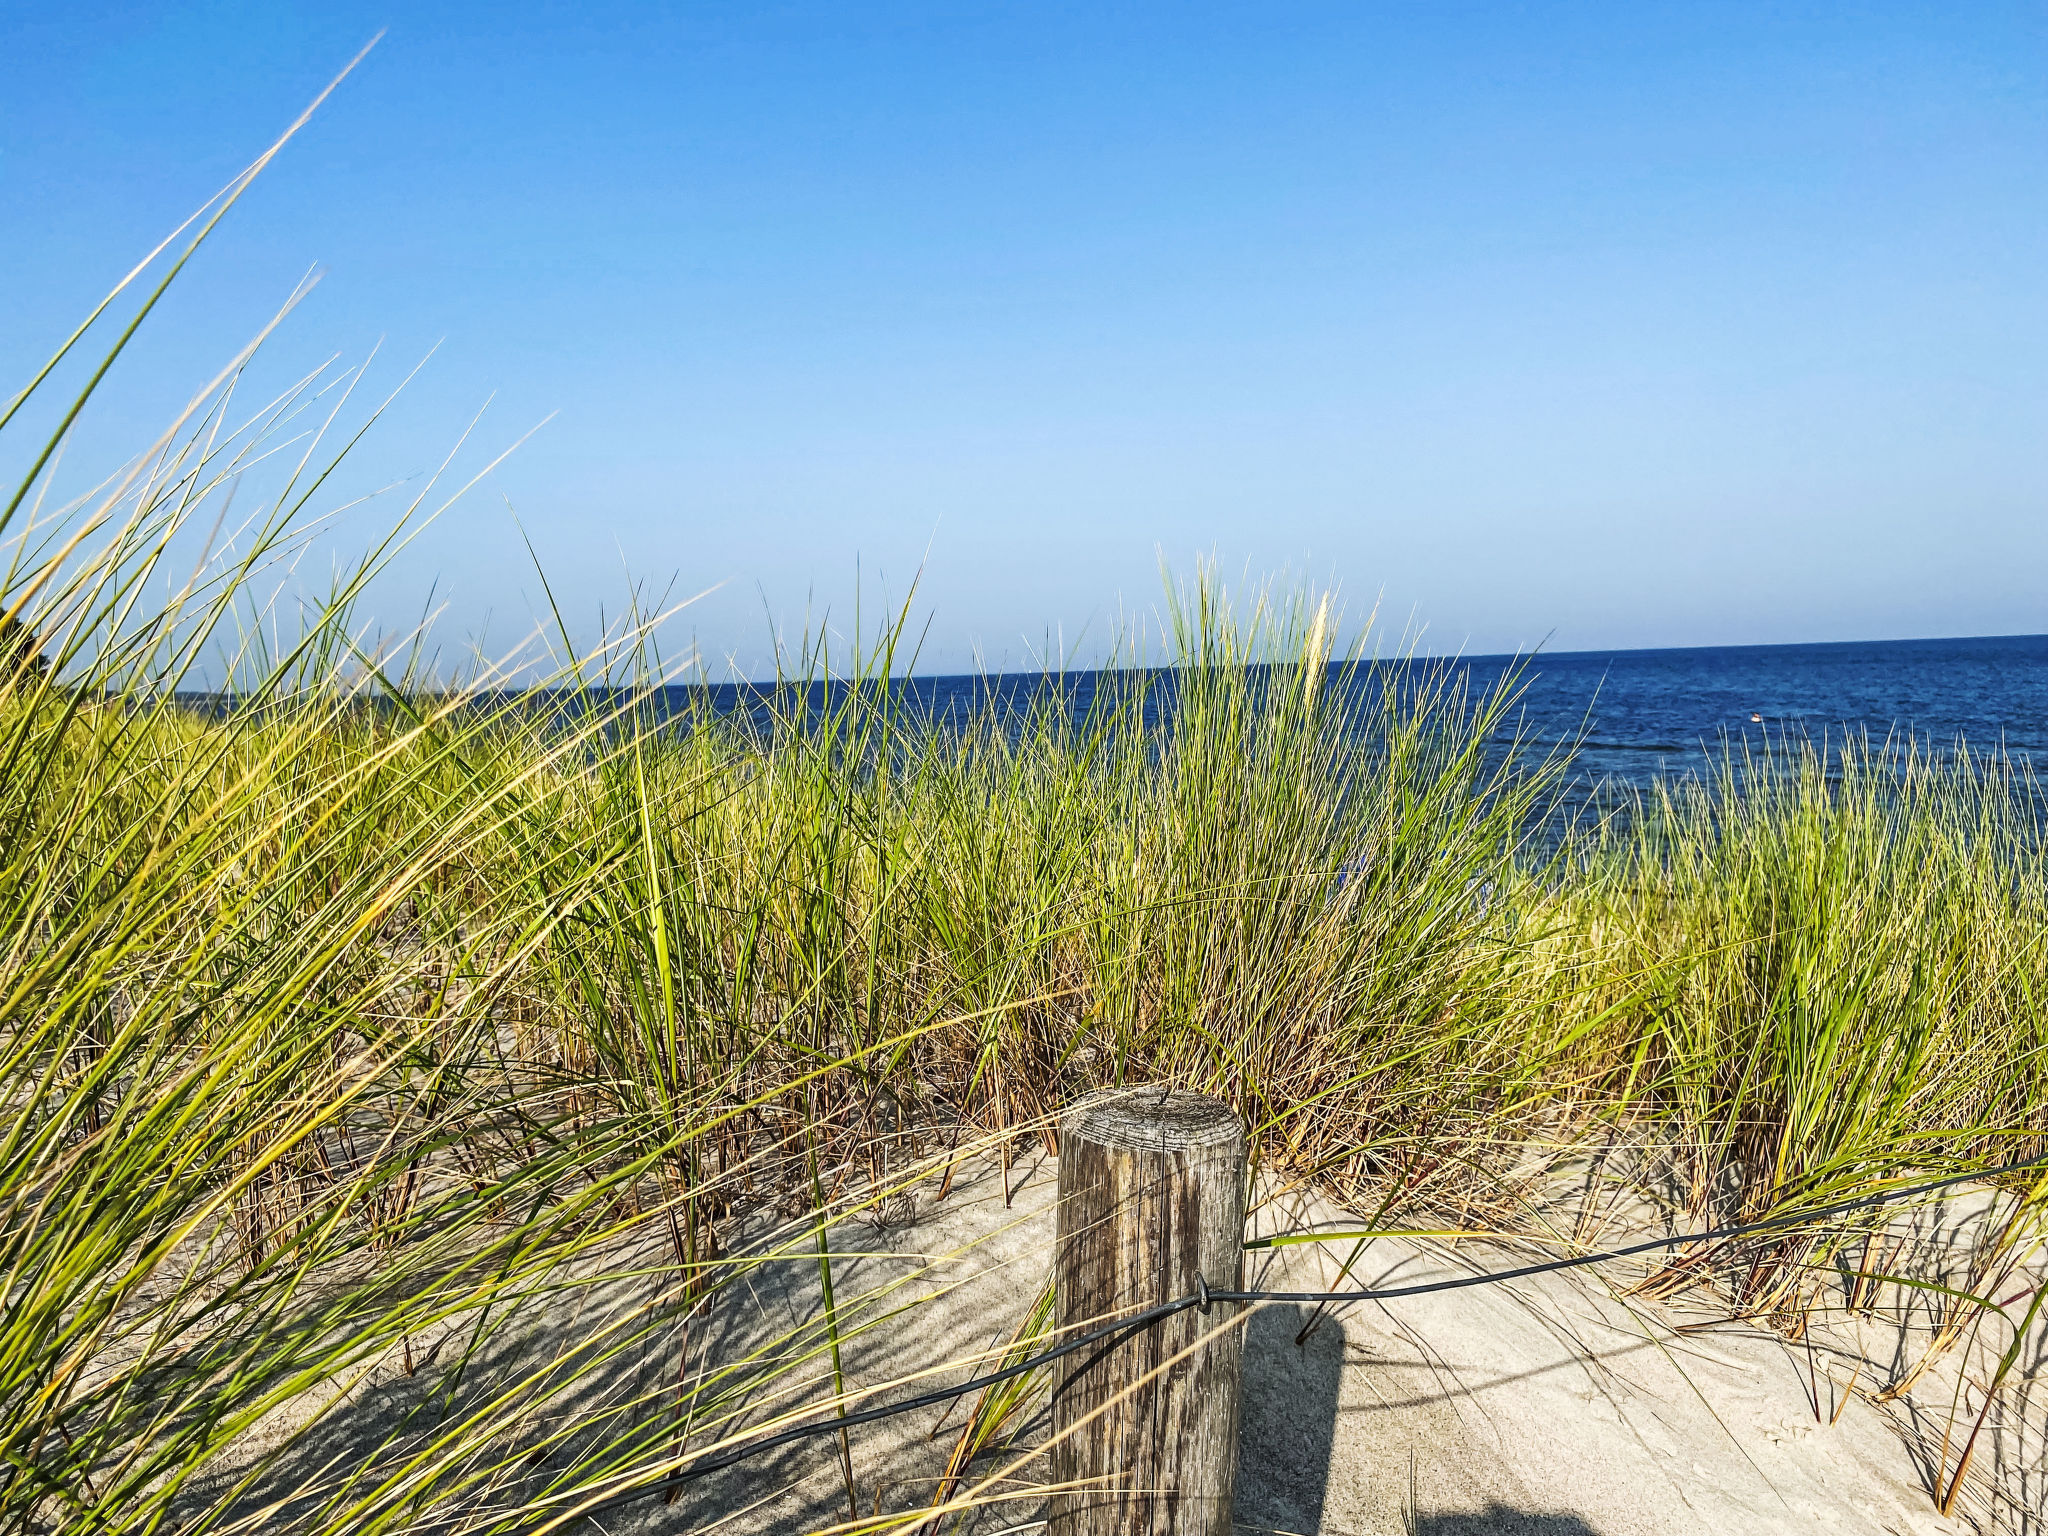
{"left": 1216, "top": 1148, "right": 2048, "bottom": 1305}
{"left": 578, "top": 1294, "right": 1201, "bottom": 1516}
{"left": 581, "top": 1147, "right": 2048, "bottom": 1516}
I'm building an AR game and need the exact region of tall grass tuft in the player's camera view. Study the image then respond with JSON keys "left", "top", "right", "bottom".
{"left": 1576, "top": 733, "right": 2048, "bottom": 1320}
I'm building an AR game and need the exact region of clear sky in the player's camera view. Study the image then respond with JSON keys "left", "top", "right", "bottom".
{"left": 5, "top": 2, "right": 2046, "bottom": 674}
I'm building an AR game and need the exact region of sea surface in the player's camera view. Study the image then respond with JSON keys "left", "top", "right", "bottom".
{"left": 1456, "top": 631, "right": 2048, "bottom": 789}
{"left": 675, "top": 632, "right": 2048, "bottom": 793}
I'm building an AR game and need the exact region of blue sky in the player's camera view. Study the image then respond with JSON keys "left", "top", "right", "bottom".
{"left": 5, "top": 2, "right": 2046, "bottom": 673}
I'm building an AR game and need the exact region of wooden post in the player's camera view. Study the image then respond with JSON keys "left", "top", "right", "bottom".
{"left": 1049, "top": 1088, "right": 1247, "bottom": 1536}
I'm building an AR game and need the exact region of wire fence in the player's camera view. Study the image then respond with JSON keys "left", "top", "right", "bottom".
{"left": 591, "top": 1149, "right": 2048, "bottom": 1515}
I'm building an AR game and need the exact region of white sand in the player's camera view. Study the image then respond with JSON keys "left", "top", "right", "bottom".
{"left": 655, "top": 1150, "right": 2043, "bottom": 1534}
{"left": 201, "top": 1146, "right": 2044, "bottom": 1533}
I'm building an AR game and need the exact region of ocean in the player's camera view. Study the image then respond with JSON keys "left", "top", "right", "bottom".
{"left": 1457, "top": 631, "right": 2048, "bottom": 788}
{"left": 678, "top": 632, "right": 2048, "bottom": 792}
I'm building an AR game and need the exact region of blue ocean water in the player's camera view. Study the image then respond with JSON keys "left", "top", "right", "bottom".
{"left": 676, "top": 633, "right": 2048, "bottom": 792}
{"left": 1460, "top": 632, "right": 2048, "bottom": 788}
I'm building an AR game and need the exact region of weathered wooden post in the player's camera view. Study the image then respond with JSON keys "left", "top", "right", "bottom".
{"left": 1049, "top": 1088, "right": 1247, "bottom": 1536}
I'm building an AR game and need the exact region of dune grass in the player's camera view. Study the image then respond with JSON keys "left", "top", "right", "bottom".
{"left": 5, "top": 121, "right": 2047, "bottom": 1532}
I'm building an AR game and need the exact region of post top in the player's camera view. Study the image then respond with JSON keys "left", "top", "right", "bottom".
{"left": 1062, "top": 1087, "right": 1243, "bottom": 1154}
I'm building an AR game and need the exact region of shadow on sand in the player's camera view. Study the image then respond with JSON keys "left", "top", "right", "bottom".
{"left": 1235, "top": 1302, "right": 1344, "bottom": 1533}
{"left": 1413, "top": 1508, "right": 1600, "bottom": 1535}
{"left": 1233, "top": 1302, "right": 1603, "bottom": 1536}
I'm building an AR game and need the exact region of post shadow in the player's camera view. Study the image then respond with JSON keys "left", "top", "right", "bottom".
{"left": 1234, "top": 1305, "right": 1601, "bottom": 1536}
{"left": 1235, "top": 1302, "right": 1344, "bottom": 1534}
{"left": 1415, "top": 1509, "right": 1600, "bottom": 1534}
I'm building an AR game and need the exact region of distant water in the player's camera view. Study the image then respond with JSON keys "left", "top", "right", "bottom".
{"left": 672, "top": 633, "right": 2048, "bottom": 793}
{"left": 1458, "top": 632, "right": 2048, "bottom": 789}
